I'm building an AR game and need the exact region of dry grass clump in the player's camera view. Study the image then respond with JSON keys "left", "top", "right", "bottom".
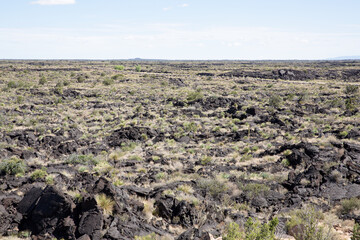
{"left": 95, "top": 193, "right": 115, "bottom": 215}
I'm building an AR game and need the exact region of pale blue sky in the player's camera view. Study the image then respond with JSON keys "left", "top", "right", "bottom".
{"left": 1, "top": 0, "right": 360, "bottom": 59}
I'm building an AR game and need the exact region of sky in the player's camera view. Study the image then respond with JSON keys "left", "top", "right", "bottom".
{"left": 0, "top": 0, "right": 360, "bottom": 60}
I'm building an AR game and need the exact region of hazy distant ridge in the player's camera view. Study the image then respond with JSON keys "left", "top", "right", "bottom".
{"left": 327, "top": 56, "right": 360, "bottom": 60}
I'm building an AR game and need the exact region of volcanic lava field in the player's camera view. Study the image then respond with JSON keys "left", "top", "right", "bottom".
{"left": 0, "top": 60, "right": 360, "bottom": 240}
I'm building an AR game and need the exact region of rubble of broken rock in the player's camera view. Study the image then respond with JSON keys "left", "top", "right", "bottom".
{"left": 0, "top": 60, "right": 360, "bottom": 239}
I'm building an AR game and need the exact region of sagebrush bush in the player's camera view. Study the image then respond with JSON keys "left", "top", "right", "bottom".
{"left": 269, "top": 95, "right": 282, "bottom": 108}
{"left": 352, "top": 224, "right": 360, "bottom": 240}
{"left": 103, "top": 78, "right": 114, "bottom": 86}
{"left": 186, "top": 89, "right": 203, "bottom": 102}
{"left": 0, "top": 156, "right": 26, "bottom": 176}
{"left": 340, "top": 198, "right": 360, "bottom": 214}
{"left": 286, "top": 206, "right": 333, "bottom": 240}
{"left": 344, "top": 85, "right": 359, "bottom": 95}
{"left": 31, "top": 167, "right": 48, "bottom": 180}
{"left": 197, "top": 178, "right": 227, "bottom": 197}
{"left": 223, "top": 217, "right": 278, "bottom": 240}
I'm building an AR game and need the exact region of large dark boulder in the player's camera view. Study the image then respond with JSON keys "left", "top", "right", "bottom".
{"left": 18, "top": 186, "right": 75, "bottom": 238}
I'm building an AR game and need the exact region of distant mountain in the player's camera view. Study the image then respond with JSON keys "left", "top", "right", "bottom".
{"left": 327, "top": 56, "right": 360, "bottom": 60}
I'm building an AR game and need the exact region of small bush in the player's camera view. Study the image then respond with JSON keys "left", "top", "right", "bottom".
{"left": 186, "top": 89, "right": 204, "bottom": 102}
{"left": 135, "top": 65, "right": 141, "bottom": 72}
{"left": 223, "top": 222, "right": 244, "bottom": 240}
{"left": 95, "top": 193, "right": 115, "bottom": 215}
{"left": 65, "top": 154, "right": 97, "bottom": 165}
{"left": 269, "top": 95, "right": 282, "bottom": 108}
{"left": 352, "top": 224, "right": 360, "bottom": 240}
{"left": 7, "top": 80, "right": 19, "bottom": 89}
{"left": 31, "top": 167, "right": 48, "bottom": 181}
{"left": 344, "top": 85, "right": 359, "bottom": 95}
{"left": 241, "top": 183, "right": 270, "bottom": 198}
{"left": 114, "top": 65, "right": 125, "bottom": 71}
{"left": 111, "top": 74, "right": 124, "bottom": 80}
{"left": 39, "top": 76, "right": 47, "bottom": 85}
{"left": 245, "top": 217, "right": 278, "bottom": 240}
{"left": 286, "top": 205, "right": 333, "bottom": 240}
{"left": 0, "top": 157, "right": 26, "bottom": 176}
{"left": 197, "top": 178, "right": 227, "bottom": 198}
{"left": 77, "top": 76, "right": 85, "bottom": 83}
{"left": 340, "top": 198, "right": 360, "bottom": 214}
{"left": 223, "top": 217, "right": 278, "bottom": 240}
{"left": 134, "top": 233, "right": 157, "bottom": 240}
{"left": 103, "top": 78, "right": 114, "bottom": 86}
{"left": 200, "top": 155, "right": 212, "bottom": 165}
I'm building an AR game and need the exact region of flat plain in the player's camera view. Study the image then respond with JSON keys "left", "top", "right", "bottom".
{"left": 0, "top": 60, "right": 360, "bottom": 240}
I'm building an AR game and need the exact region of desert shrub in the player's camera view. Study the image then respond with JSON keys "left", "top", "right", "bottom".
{"left": 95, "top": 193, "right": 114, "bottom": 215}
{"left": 0, "top": 156, "right": 26, "bottom": 176}
{"left": 114, "top": 65, "right": 125, "bottom": 71}
{"left": 269, "top": 95, "right": 282, "bottom": 108}
{"left": 45, "top": 175, "right": 54, "bottom": 185}
{"left": 340, "top": 198, "right": 360, "bottom": 214}
{"left": 31, "top": 167, "right": 48, "bottom": 180}
{"left": 77, "top": 76, "right": 85, "bottom": 83}
{"left": 241, "top": 183, "right": 270, "bottom": 198}
{"left": 16, "top": 95, "right": 24, "bottom": 104}
{"left": 134, "top": 233, "right": 157, "bottom": 240}
{"left": 223, "top": 222, "right": 244, "bottom": 240}
{"left": 345, "top": 97, "right": 358, "bottom": 112}
{"left": 352, "top": 224, "right": 360, "bottom": 240}
{"left": 111, "top": 74, "right": 124, "bottom": 80}
{"left": 223, "top": 217, "right": 278, "bottom": 240}
{"left": 344, "top": 85, "right": 359, "bottom": 95}
{"left": 54, "top": 81, "right": 64, "bottom": 94}
{"left": 286, "top": 206, "right": 333, "bottom": 240}
{"left": 103, "top": 78, "right": 114, "bottom": 86}
{"left": 65, "top": 154, "right": 98, "bottom": 165}
{"left": 135, "top": 65, "right": 142, "bottom": 72}
{"left": 186, "top": 89, "right": 204, "bottom": 102}
{"left": 200, "top": 155, "right": 212, "bottom": 165}
{"left": 197, "top": 178, "right": 227, "bottom": 198}
{"left": 39, "top": 76, "right": 47, "bottom": 85}
{"left": 183, "top": 121, "right": 198, "bottom": 132}
{"left": 245, "top": 217, "right": 278, "bottom": 240}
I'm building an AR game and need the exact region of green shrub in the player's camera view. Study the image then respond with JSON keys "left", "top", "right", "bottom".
{"left": 65, "top": 154, "right": 97, "bottom": 165}
{"left": 245, "top": 217, "right": 278, "bottom": 240}
{"left": 345, "top": 97, "right": 358, "bottom": 112}
{"left": 135, "top": 65, "right": 142, "bottom": 72}
{"left": 103, "top": 78, "right": 114, "bottom": 86}
{"left": 111, "top": 74, "right": 124, "bottom": 80}
{"left": 344, "top": 85, "right": 359, "bottom": 95}
{"left": 186, "top": 89, "right": 204, "bottom": 102}
{"left": 7, "top": 80, "right": 18, "bottom": 88}
{"left": 241, "top": 183, "right": 270, "bottom": 198}
{"left": 352, "top": 224, "right": 360, "bottom": 240}
{"left": 223, "top": 222, "right": 244, "bottom": 240}
{"left": 39, "top": 76, "right": 47, "bottom": 85}
{"left": 340, "top": 198, "right": 360, "bottom": 214}
{"left": 286, "top": 206, "right": 333, "bottom": 240}
{"left": 269, "top": 95, "right": 282, "bottom": 108}
{"left": 0, "top": 156, "right": 26, "bottom": 176}
{"left": 77, "top": 76, "right": 85, "bottom": 83}
{"left": 134, "top": 233, "right": 157, "bottom": 240}
{"left": 200, "top": 155, "right": 212, "bottom": 165}
{"left": 114, "top": 65, "right": 125, "bottom": 71}
{"left": 31, "top": 167, "right": 48, "bottom": 180}
{"left": 197, "top": 178, "right": 227, "bottom": 197}
{"left": 223, "top": 217, "right": 278, "bottom": 240}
